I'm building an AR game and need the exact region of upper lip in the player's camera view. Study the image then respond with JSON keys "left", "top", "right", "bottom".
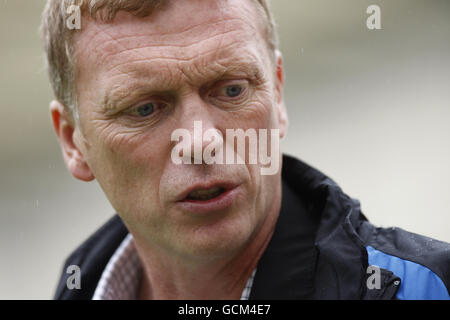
{"left": 176, "top": 181, "right": 239, "bottom": 202}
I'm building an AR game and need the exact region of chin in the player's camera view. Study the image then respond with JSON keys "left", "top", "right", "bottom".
{"left": 170, "top": 212, "right": 257, "bottom": 260}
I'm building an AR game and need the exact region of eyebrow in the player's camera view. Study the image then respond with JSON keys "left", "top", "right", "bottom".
{"left": 101, "top": 58, "right": 264, "bottom": 113}
{"left": 102, "top": 80, "right": 157, "bottom": 114}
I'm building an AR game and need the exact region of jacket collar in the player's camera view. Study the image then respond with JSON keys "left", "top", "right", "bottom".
{"left": 250, "top": 154, "right": 373, "bottom": 299}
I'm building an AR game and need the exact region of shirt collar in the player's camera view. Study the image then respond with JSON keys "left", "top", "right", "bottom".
{"left": 92, "top": 233, "right": 256, "bottom": 300}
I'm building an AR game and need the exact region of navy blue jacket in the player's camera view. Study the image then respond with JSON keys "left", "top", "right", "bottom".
{"left": 54, "top": 155, "right": 450, "bottom": 299}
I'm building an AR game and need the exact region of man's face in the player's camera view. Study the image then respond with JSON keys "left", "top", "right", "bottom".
{"left": 70, "top": 0, "right": 287, "bottom": 258}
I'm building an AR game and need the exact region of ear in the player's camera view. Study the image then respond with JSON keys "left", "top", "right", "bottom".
{"left": 274, "top": 50, "right": 288, "bottom": 139}
{"left": 50, "top": 100, "right": 95, "bottom": 182}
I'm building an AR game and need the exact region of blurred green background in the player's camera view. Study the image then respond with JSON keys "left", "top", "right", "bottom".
{"left": 0, "top": 0, "right": 449, "bottom": 299}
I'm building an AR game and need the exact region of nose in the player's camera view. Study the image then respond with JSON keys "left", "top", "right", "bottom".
{"left": 171, "top": 94, "right": 224, "bottom": 165}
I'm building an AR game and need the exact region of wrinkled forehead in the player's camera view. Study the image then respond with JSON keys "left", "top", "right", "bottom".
{"left": 72, "top": 0, "right": 268, "bottom": 77}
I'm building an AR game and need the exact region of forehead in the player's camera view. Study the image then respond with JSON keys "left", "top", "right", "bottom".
{"left": 73, "top": 0, "right": 268, "bottom": 84}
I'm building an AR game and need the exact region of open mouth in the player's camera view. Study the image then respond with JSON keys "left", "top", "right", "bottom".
{"left": 185, "top": 187, "right": 226, "bottom": 201}
{"left": 176, "top": 182, "right": 239, "bottom": 213}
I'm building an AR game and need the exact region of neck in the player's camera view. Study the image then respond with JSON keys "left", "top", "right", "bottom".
{"left": 133, "top": 186, "right": 282, "bottom": 300}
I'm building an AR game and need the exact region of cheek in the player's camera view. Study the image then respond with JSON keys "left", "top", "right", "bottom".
{"left": 92, "top": 119, "right": 170, "bottom": 172}
{"left": 224, "top": 95, "right": 275, "bottom": 132}
{"left": 87, "top": 127, "right": 171, "bottom": 214}
{"left": 248, "top": 84, "right": 279, "bottom": 125}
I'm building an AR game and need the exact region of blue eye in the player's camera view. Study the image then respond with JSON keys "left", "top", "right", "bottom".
{"left": 225, "top": 85, "right": 243, "bottom": 97}
{"left": 136, "top": 103, "right": 155, "bottom": 117}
